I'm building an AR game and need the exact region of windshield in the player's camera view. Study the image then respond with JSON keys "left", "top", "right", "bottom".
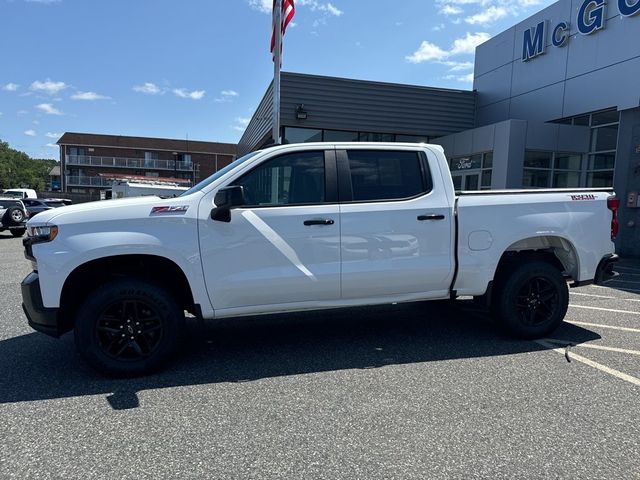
{"left": 180, "top": 151, "right": 261, "bottom": 197}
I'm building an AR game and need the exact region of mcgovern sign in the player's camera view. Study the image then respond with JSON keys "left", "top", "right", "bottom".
{"left": 522, "top": 0, "right": 640, "bottom": 61}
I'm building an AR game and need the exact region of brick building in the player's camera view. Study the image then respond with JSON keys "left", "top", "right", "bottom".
{"left": 57, "top": 133, "right": 237, "bottom": 196}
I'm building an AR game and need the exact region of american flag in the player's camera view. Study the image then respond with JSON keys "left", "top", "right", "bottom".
{"left": 271, "top": 0, "right": 295, "bottom": 60}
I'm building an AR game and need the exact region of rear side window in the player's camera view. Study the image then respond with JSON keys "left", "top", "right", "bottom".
{"left": 233, "top": 151, "right": 325, "bottom": 206}
{"left": 346, "top": 150, "right": 430, "bottom": 202}
{"left": 0, "top": 200, "right": 20, "bottom": 209}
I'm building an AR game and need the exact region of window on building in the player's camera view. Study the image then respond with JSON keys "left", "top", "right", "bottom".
{"left": 144, "top": 151, "right": 159, "bottom": 168}
{"left": 359, "top": 132, "right": 396, "bottom": 142}
{"left": 449, "top": 152, "right": 493, "bottom": 190}
{"left": 323, "top": 130, "right": 359, "bottom": 142}
{"left": 522, "top": 151, "right": 583, "bottom": 188}
{"left": 550, "top": 108, "right": 619, "bottom": 187}
{"left": 233, "top": 151, "right": 325, "bottom": 206}
{"left": 283, "top": 127, "right": 323, "bottom": 144}
{"left": 346, "top": 150, "right": 429, "bottom": 201}
{"left": 395, "top": 134, "right": 430, "bottom": 143}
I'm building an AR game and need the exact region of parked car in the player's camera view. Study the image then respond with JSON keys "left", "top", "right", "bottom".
{"left": 21, "top": 142, "right": 618, "bottom": 376}
{"left": 0, "top": 198, "right": 27, "bottom": 237}
{"left": 2, "top": 188, "right": 37, "bottom": 200}
{"left": 23, "top": 198, "right": 70, "bottom": 218}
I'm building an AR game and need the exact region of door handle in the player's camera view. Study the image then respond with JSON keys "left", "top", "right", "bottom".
{"left": 304, "top": 219, "right": 335, "bottom": 226}
{"left": 417, "top": 214, "right": 445, "bottom": 221}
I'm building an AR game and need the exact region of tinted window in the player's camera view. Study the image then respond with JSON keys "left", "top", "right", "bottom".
{"left": 0, "top": 200, "right": 20, "bottom": 208}
{"left": 234, "top": 151, "right": 325, "bottom": 206}
{"left": 346, "top": 150, "right": 428, "bottom": 202}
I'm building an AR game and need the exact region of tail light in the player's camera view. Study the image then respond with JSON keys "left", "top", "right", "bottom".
{"left": 607, "top": 196, "right": 620, "bottom": 241}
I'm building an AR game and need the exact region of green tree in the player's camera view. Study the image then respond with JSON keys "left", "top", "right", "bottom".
{"left": 0, "top": 140, "right": 58, "bottom": 192}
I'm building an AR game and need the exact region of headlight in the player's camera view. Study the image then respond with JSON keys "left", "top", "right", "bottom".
{"left": 27, "top": 225, "right": 58, "bottom": 244}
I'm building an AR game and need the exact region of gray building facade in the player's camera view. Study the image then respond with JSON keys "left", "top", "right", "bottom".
{"left": 240, "top": 0, "right": 640, "bottom": 255}
{"left": 238, "top": 72, "right": 476, "bottom": 155}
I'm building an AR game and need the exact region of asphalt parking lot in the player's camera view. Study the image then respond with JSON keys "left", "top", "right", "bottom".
{"left": 0, "top": 233, "right": 638, "bottom": 479}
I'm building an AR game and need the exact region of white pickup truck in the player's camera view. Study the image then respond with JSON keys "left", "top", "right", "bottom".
{"left": 21, "top": 143, "right": 619, "bottom": 375}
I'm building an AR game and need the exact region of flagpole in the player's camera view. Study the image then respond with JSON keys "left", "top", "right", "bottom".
{"left": 272, "top": 0, "right": 283, "bottom": 145}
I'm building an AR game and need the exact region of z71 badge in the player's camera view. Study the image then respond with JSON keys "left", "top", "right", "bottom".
{"left": 150, "top": 205, "right": 189, "bottom": 215}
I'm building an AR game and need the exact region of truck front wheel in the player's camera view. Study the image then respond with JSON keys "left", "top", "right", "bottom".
{"left": 492, "top": 261, "right": 568, "bottom": 339}
{"left": 74, "top": 279, "right": 184, "bottom": 376}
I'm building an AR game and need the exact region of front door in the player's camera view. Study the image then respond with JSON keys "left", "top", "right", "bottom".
{"left": 199, "top": 149, "right": 341, "bottom": 313}
{"left": 338, "top": 148, "right": 454, "bottom": 299}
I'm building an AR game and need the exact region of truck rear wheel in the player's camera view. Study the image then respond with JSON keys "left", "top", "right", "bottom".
{"left": 74, "top": 279, "right": 184, "bottom": 376}
{"left": 492, "top": 260, "right": 568, "bottom": 339}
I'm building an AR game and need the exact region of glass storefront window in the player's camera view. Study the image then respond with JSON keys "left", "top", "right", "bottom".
{"left": 591, "top": 125, "right": 619, "bottom": 152}
{"left": 573, "top": 115, "right": 590, "bottom": 126}
{"left": 554, "top": 154, "right": 582, "bottom": 170}
{"left": 591, "top": 109, "right": 619, "bottom": 126}
{"left": 395, "top": 134, "right": 429, "bottom": 143}
{"left": 283, "top": 127, "right": 322, "bottom": 144}
{"left": 553, "top": 171, "right": 581, "bottom": 188}
{"left": 588, "top": 153, "right": 616, "bottom": 170}
{"left": 323, "top": 130, "right": 359, "bottom": 141}
{"left": 359, "top": 132, "right": 395, "bottom": 142}
{"left": 523, "top": 169, "right": 551, "bottom": 188}
{"left": 587, "top": 171, "right": 614, "bottom": 187}
{"left": 524, "top": 151, "right": 552, "bottom": 169}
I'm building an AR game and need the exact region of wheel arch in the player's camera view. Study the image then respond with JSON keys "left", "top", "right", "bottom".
{"left": 59, "top": 254, "right": 196, "bottom": 333}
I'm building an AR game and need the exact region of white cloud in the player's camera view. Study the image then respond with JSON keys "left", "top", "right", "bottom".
{"left": 440, "top": 4, "right": 463, "bottom": 15}
{"left": 0, "top": 112, "right": 3, "bottom": 116}
{"left": 45, "top": 143, "right": 58, "bottom": 148}
{"left": 465, "top": 6, "right": 508, "bottom": 25}
{"left": 232, "top": 117, "right": 251, "bottom": 132}
{"left": 432, "top": 23, "right": 446, "bottom": 31}
{"left": 30, "top": 79, "right": 67, "bottom": 95}
{"left": 32, "top": 119, "right": 39, "bottom": 124}
{"left": 248, "top": 0, "right": 271, "bottom": 13}
{"left": 249, "top": 0, "right": 343, "bottom": 16}
{"left": 45, "top": 132, "right": 61, "bottom": 139}
{"left": 24, "top": 129, "right": 37, "bottom": 137}
{"left": 2, "top": 83, "right": 19, "bottom": 91}
{"left": 173, "top": 88, "right": 206, "bottom": 100}
{"left": 324, "top": 3, "right": 343, "bottom": 16}
{"left": 36, "top": 103, "right": 63, "bottom": 115}
{"left": 133, "top": 82, "right": 163, "bottom": 95}
{"left": 406, "top": 41, "right": 449, "bottom": 63}
{"left": 406, "top": 32, "right": 490, "bottom": 65}
{"left": 443, "top": 60, "right": 474, "bottom": 71}
{"left": 449, "top": 32, "right": 491, "bottom": 54}
{"left": 71, "top": 91, "right": 110, "bottom": 100}
{"left": 444, "top": 73, "right": 475, "bottom": 82}
{"left": 215, "top": 90, "right": 240, "bottom": 103}
{"left": 17, "top": 110, "right": 29, "bottom": 116}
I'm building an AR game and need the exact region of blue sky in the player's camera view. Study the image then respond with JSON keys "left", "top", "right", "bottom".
{"left": 0, "top": 0, "right": 554, "bottom": 159}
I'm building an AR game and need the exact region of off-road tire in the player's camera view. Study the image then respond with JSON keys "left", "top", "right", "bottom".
{"left": 492, "top": 260, "right": 568, "bottom": 339}
{"left": 74, "top": 279, "right": 185, "bottom": 377}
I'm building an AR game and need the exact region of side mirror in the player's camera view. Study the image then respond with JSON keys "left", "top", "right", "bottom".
{"left": 211, "top": 185, "right": 245, "bottom": 222}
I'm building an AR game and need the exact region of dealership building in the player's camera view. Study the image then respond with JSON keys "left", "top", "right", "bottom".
{"left": 240, "top": 0, "right": 640, "bottom": 256}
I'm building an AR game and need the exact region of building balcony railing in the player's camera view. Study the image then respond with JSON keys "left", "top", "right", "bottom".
{"left": 66, "top": 155, "right": 194, "bottom": 171}
{"left": 66, "top": 176, "right": 112, "bottom": 187}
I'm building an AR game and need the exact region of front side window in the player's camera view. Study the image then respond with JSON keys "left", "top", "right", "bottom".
{"left": 233, "top": 151, "right": 325, "bottom": 206}
{"left": 346, "top": 150, "right": 428, "bottom": 202}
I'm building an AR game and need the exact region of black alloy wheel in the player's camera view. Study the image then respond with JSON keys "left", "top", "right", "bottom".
{"left": 515, "top": 276, "right": 560, "bottom": 326}
{"left": 96, "top": 299, "right": 164, "bottom": 361}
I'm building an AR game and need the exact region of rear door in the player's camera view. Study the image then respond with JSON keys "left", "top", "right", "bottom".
{"left": 337, "top": 148, "right": 454, "bottom": 299}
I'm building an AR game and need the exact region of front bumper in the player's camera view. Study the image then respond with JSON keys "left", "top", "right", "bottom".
{"left": 21, "top": 272, "right": 61, "bottom": 337}
{"left": 594, "top": 253, "right": 619, "bottom": 285}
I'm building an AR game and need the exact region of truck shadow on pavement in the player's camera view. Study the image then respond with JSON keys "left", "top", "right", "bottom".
{"left": 0, "top": 300, "right": 600, "bottom": 409}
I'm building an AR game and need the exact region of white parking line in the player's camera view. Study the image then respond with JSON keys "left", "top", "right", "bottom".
{"left": 592, "top": 285, "right": 640, "bottom": 294}
{"left": 569, "top": 304, "right": 640, "bottom": 315}
{"left": 571, "top": 292, "right": 640, "bottom": 303}
{"left": 535, "top": 339, "right": 640, "bottom": 387}
{"left": 544, "top": 338, "right": 640, "bottom": 356}
{"left": 566, "top": 320, "right": 640, "bottom": 333}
